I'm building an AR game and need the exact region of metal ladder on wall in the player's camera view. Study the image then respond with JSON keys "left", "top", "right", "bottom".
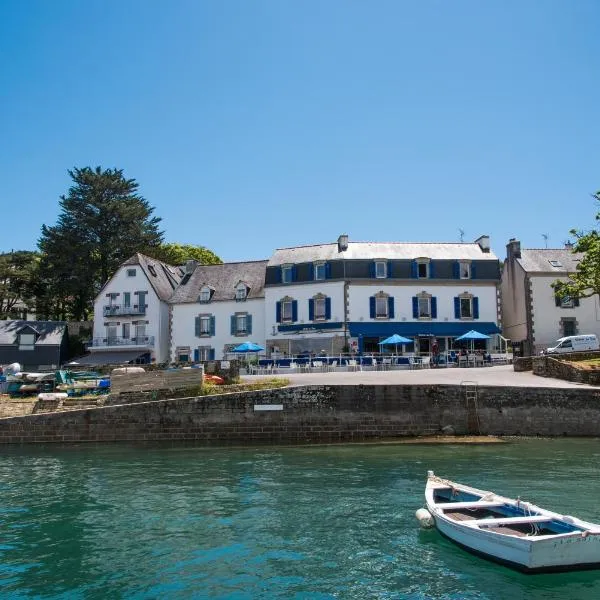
{"left": 461, "top": 380, "right": 481, "bottom": 434}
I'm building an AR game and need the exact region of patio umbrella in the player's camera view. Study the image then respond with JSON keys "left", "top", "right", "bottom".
{"left": 379, "top": 334, "right": 413, "bottom": 354}
{"left": 454, "top": 330, "right": 490, "bottom": 352}
{"left": 231, "top": 342, "right": 265, "bottom": 366}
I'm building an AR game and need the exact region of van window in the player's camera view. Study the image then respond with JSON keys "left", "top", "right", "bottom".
{"left": 561, "top": 340, "right": 573, "bottom": 348}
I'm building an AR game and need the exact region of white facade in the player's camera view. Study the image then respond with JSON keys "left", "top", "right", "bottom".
{"left": 530, "top": 276, "right": 600, "bottom": 351}
{"left": 92, "top": 262, "right": 172, "bottom": 363}
{"left": 170, "top": 297, "right": 266, "bottom": 362}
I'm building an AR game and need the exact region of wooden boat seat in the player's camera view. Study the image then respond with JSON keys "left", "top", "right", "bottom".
{"left": 470, "top": 516, "right": 549, "bottom": 527}
{"left": 437, "top": 501, "right": 505, "bottom": 511}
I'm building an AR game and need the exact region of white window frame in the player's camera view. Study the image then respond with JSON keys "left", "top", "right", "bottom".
{"left": 282, "top": 265, "right": 293, "bottom": 284}
{"left": 417, "top": 261, "right": 429, "bottom": 279}
{"left": 459, "top": 262, "right": 471, "bottom": 279}
{"left": 460, "top": 296, "right": 473, "bottom": 319}
{"left": 314, "top": 297, "right": 326, "bottom": 320}
{"left": 281, "top": 300, "right": 293, "bottom": 322}
{"left": 199, "top": 315, "right": 211, "bottom": 335}
{"left": 314, "top": 263, "right": 326, "bottom": 281}
{"left": 418, "top": 296, "right": 431, "bottom": 319}
{"left": 198, "top": 346, "right": 212, "bottom": 361}
{"left": 18, "top": 333, "right": 35, "bottom": 350}
{"left": 375, "top": 261, "right": 387, "bottom": 279}
{"left": 235, "top": 285, "right": 247, "bottom": 301}
{"left": 199, "top": 287, "right": 211, "bottom": 303}
{"left": 375, "top": 296, "right": 388, "bottom": 318}
{"left": 236, "top": 314, "right": 248, "bottom": 334}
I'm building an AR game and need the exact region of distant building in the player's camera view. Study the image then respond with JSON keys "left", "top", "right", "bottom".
{"left": 500, "top": 239, "right": 595, "bottom": 355}
{"left": 264, "top": 234, "right": 502, "bottom": 357}
{"left": 169, "top": 260, "right": 267, "bottom": 362}
{"left": 0, "top": 320, "right": 68, "bottom": 371}
{"left": 86, "top": 253, "right": 183, "bottom": 366}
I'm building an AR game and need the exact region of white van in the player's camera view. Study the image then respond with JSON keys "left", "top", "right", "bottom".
{"left": 545, "top": 334, "right": 600, "bottom": 354}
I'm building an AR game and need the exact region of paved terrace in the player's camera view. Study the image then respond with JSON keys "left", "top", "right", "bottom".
{"left": 244, "top": 364, "right": 590, "bottom": 388}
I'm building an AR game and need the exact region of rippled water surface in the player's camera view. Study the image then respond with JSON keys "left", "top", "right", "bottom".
{"left": 1, "top": 439, "right": 600, "bottom": 598}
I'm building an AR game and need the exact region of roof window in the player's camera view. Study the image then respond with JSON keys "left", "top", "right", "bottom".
{"left": 148, "top": 265, "right": 157, "bottom": 277}
{"left": 549, "top": 260, "right": 563, "bottom": 268}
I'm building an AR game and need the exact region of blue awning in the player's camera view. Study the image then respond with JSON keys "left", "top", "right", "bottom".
{"left": 348, "top": 322, "right": 501, "bottom": 337}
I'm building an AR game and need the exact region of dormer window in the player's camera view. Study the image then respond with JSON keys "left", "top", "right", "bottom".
{"left": 19, "top": 332, "right": 35, "bottom": 350}
{"left": 417, "top": 260, "right": 429, "bottom": 279}
{"left": 375, "top": 261, "right": 387, "bottom": 279}
{"left": 198, "top": 286, "right": 212, "bottom": 303}
{"left": 235, "top": 283, "right": 248, "bottom": 301}
{"left": 314, "top": 262, "right": 326, "bottom": 281}
{"left": 281, "top": 265, "right": 293, "bottom": 284}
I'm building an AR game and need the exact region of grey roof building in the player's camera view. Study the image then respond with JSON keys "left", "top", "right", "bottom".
{"left": 0, "top": 320, "right": 69, "bottom": 370}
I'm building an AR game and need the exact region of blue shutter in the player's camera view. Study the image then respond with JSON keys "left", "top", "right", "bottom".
{"left": 325, "top": 297, "right": 331, "bottom": 319}
{"left": 309, "top": 299, "right": 315, "bottom": 320}
{"left": 194, "top": 348, "right": 199, "bottom": 362}
{"left": 388, "top": 297, "right": 395, "bottom": 319}
{"left": 453, "top": 262, "right": 460, "bottom": 279}
{"left": 431, "top": 297, "right": 437, "bottom": 318}
{"left": 276, "top": 301, "right": 282, "bottom": 323}
{"left": 412, "top": 297, "right": 418, "bottom": 318}
{"left": 230, "top": 315, "right": 236, "bottom": 335}
{"left": 292, "top": 300, "right": 298, "bottom": 321}
{"left": 325, "top": 263, "right": 331, "bottom": 279}
{"left": 195, "top": 316, "right": 200, "bottom": 337}
{"left": 291, "top": 265, "right": 297, "bottom": 282}
{"left": 210, "top": 316, "right": 216, "bottom": 336}
{"left": 471, "top": 263, "right": 477, "bottom": 279}
{"left": 369, "top": 296, "right": 376, "bottom": 318}
{"left": 574, "top": 297, "right": 580, "bottom": 307}
{"left": 274, "top": 267, "right": 282, "bottom": 283}
{"left": 411, "top": 261, "right": 418, "bottom": 278}
{"left": 429, "top": 261, "right": 435, "bottom": 279}
{"left": 387, "top": 261, "right": 393, "bottom": 278}
{"left": 473, "top": 297, "right": 479, "bottom": 319}
{"left": 454, "top": 297, "right": 460, "bottom": 319}
{"left": 247, "top": 314, "right": 252, "bottom": 334}
{"left": 308, "top": 264, "right": 314, "bottom": 280}
{"left": 369, "top": 262, "right": 376, "bottom": 278}
{"left": 209, "top": 348, "right": 215, "bottom": 360}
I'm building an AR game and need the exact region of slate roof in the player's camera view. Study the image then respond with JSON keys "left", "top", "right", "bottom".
{"left": 169, "top": 260, "right": 268, "bottom": 304}
{"left": 121, "top": 253, "right": 184, "bottom": 301}
{"left": 517, "top": 249, "right": 583, "bottom": 274}
{"left": 268, "top": 241, "right": 498, "bottom": 266}
{"left": 0, "top": 321, "right": 67, "bottom": 346}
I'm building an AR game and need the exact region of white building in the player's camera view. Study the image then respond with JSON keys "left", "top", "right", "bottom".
{"left": 86, "top": 253, "right": 183, "bottom": 365}
{"left": 169, "top": 260, "right": 268, "bottom": 362}
{"left": 264, "top": 234, "right": 502, "bottom": 356}
{"left": 500, "top": 239, "right": 599, "bottom": 355}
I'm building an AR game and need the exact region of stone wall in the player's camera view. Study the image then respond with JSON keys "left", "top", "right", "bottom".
{"left": 513, "top": 357, "right": 533, "bottom": 372}
{"left": 1, "top": 384, "right": 600, "bottom": 444}
{"left": 532, "top": 354, "right": 600, "bottom": 385}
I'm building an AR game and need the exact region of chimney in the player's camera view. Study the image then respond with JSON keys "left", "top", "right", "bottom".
{"left": 337, "top": 234, "right": 349, "bottom": 252}
{"left": 185, "top": 259, "right": 198, "bottom": 274}
{"left": 506, "top": 238, "right": 521, "bottom": 260}
{"left": 565, "top": 240, "right": 573, "bottom": 251}
{"left": 474, "top": 235, "right": 490, "bottom": 253}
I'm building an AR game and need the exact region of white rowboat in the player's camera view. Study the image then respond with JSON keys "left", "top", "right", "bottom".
{"left": 424, "top": 470, "right": 600, "bottom": 573}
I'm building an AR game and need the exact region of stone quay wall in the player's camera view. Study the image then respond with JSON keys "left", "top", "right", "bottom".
{"left": 1, "top": 384, "right": 600, "bottom": 444}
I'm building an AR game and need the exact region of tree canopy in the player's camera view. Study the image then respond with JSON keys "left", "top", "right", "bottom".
{"left": 553, "top": 194, "right": 600, "bottom": 300}
{"left": 152, "top": 243, "right": 222, "bottom": 266}
{"left": 0, "top": 251, "right": 39, "bottom": 319}
{"left": 37, "top": 167, "right": 164, "bottom": 320}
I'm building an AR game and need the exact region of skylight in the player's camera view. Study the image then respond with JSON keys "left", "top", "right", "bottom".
{"left": 548, "top": 260, "right": 563, "bottom": 268}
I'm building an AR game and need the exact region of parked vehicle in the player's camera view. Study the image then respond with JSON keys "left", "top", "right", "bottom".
{"left": 418, "top": 471, "right": 600, "bottom": 573}
{"left": 545, "top": 334, "right": 599, "bottom": 354}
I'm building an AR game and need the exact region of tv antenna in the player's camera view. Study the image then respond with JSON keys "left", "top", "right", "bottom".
{"left": 542, "top": 233, "right": 549, "bottom": 249}
{"left": 458, "top": 228, "right": 465, "bottom": 243}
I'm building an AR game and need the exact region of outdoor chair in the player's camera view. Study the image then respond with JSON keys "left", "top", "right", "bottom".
{"left": 347, "top": 359, "right": 360, "bottom": 372}
{"left": 458, "top": 355, "right": 468, "bottom": 368}
{"left": 382, "top": 358, "right": 392, "bottom": 370}
{"left": 421, "top": 356, "right": 431, "bottom": 369}
{"left": 328, "top": 360, "right": 338, "bottom": 372}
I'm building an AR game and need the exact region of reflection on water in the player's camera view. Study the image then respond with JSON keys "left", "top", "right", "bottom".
{"left": 0, "top": 440, "right": 600, "bottom": 598}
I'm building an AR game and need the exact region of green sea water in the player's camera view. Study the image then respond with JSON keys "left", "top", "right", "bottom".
{"left": 1, "top": 439, "right": 600, "bottom": 599}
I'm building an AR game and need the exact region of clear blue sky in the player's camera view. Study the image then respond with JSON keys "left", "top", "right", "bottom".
{"left": 1, "top": 0, "right": 599, "bottom": 262}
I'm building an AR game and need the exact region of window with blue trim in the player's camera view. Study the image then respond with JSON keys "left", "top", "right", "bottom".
{"left": 417, "top": 260, "right": 429, "bottom": 279}
{"left": 282, "top": 265, "right": 293, "bottom": 284}
{"left": 375, "top": 261, "right": 387, "bottom": 278}
{"left": 459, "top": 262, "right": 471, "bottom": 279}
{"left": 314, "top": 263, "right": 326, "bottom": 280}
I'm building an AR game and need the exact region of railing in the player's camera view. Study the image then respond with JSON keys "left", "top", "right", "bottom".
{"left": 103, "top": 305, "right": 146, "bottom": 316}
{"left": 88, "top": 336, "right": 154, "bottom": 348}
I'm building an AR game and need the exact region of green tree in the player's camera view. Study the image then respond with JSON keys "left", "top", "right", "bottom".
{"left": 553, "top": 196, "right": 600, "bottom": 301}
{"left": 0, "top": 250, "right": 40, "bottom": 319}
{"left": 38, "top": 167, "right": 164, "bottom": 320}
{"left": 152, "top": 242, "right": 222, "bottom": 266}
